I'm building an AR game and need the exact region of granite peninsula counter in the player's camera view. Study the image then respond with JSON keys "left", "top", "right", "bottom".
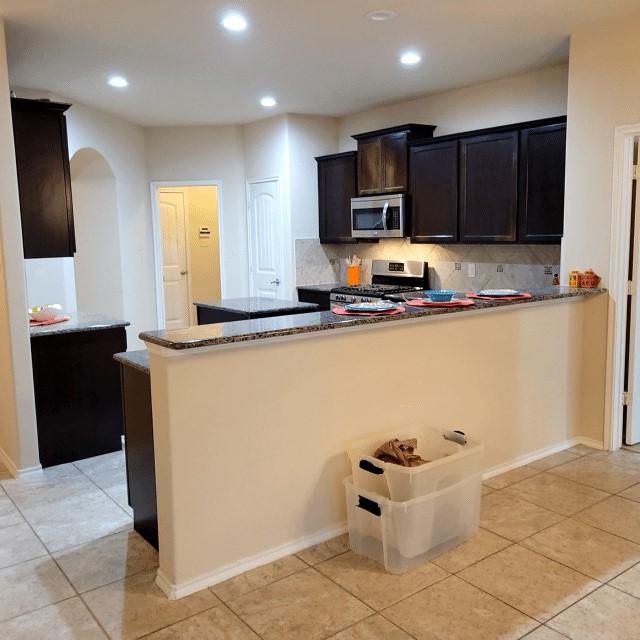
{"left": 141, "top": 287, "right": 602, "bottom": 350}
{"left": 140, "top": 286, "right": 608, "bottom": 600}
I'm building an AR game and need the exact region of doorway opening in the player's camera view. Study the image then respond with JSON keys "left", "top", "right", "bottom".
{"left": 623, "top": 139, "right": 639, "bottom": 447}
{"left": 151, "top": 183, "right": 222, "bottom": 330}
{"left": 608, "top": 126, "right": 640, "bottom": 451}
{"left": 70, "top": 148, "right": 123, "bottom": 318}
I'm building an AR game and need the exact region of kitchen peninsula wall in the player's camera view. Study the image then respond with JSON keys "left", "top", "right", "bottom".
{"left": 295, "top": 238, "right": 560, "bottom": 291}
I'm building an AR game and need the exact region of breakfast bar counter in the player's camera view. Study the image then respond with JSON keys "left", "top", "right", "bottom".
{"left": 142, "top": 287, "right": 602, "bottom": 350}
{"left": 140, "top": 286, "right": 608, "bottom": 600}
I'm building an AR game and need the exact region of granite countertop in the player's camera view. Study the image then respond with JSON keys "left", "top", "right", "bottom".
{"left": 114, "top": 350, "right": 149, "bottom": 374}
{"left": 139, "top": 287, "right": 605, "bottom": 351}
{"left": 30, "top": 312, "right": 130, "bottom": 338}
{"left": 296, "top": 283, "right": 340, "bottom": 293}
{"left": 193, "top": 297, "right": 319, "bottom": 314}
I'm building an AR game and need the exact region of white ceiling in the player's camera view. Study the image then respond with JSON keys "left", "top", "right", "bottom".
{"left": 1, "top": 0, "right": 638, "bottom": 127}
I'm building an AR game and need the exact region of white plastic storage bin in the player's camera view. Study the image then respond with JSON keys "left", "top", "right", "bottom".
{"left": 349, "top": 425, "right": 484, "bottom": 501}
{"left": 344, "top": 473, "right": 481, "bottom": 574}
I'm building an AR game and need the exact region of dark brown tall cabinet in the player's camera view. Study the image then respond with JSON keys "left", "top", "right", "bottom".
{"left": 11, "top": 98, "right": 76, "bottom": 258}
{"left": 409, "top": 141, "right": 459, "bottom": 243}
{"left": 316, "top": 151, "right": 357, "bottom": 243}
{"left": 353, "top": 124, "right": 435, "bottom": 196}
{"left": 459, "top": 131, "right": 519, "bottom": 243}
{"left": 518, "top": 123, "right": 566, "bottom": 243}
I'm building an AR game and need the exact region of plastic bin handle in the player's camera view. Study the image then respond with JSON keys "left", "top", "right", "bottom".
{"left": 357, "top": 495, "right": 381, "bottom": 517}
{"left": 359, "top": 459, "right": 384, "bottom": 475}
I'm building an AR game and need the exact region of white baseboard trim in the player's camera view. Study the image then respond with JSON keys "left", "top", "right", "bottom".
{"left": 156, "top": 521, "right": 347, "bottom": 600}
{"left": 157, "top": 434, "right": 606, "bottom": 600}
{"left": 482, "top": 435, "right": 603, "bottom": 480}
{"left": 0, "top": 445, "right": 42, "bottom": 479}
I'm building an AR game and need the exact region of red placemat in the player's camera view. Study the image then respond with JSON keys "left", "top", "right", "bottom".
{"left": 406, "top": 298, "right": 474, "bottom": 308}
{"left": 29, "top": 315, "right": 71, "bottom": 326}
{"left": 467, "top": 292, "right": 532, "bottom": 301}
{"left": 331, "top": 306, "right": 405, "bottom": 317}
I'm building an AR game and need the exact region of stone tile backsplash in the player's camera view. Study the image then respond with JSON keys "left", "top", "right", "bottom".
{"left": 295, "top": 239, "right": 560, "bottom": 291}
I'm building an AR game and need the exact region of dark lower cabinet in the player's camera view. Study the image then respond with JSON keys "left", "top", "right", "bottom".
{"left": 120, "top": 364, "right": 157, "bottom": 549}
{"left": 297, "top": 288, "right": 331, "bottom": 309}
{"left": 31, "top": 328, "right": 126, "bottom": 468}
{"left": 196, "top": 307, "right": 247, "bottom": 324}
{"left": 195, "top": 301, "right": 320, "bottom": 325}
{"left": 316, "top": 151, "right": 357, "bottom": 243}
{"left": 459, "top": 131, "right": 518, "bottom": 243}
{"left": 518, "top": 123, "right": 566, "bottom": 243}
{"left": 410, "top": 141, "right": 459, "bottom": 243}
{"left": 11, "top": 98, "right": 76, "bottom": 259}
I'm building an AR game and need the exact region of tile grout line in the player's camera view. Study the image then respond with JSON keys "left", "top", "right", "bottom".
{"left": 72, "top": 456, "right": 135, "bottom": 520}
{"left": 0, "top": 482, "right": 113, "bottom": 639}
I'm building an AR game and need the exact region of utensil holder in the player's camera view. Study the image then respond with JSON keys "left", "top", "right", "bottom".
{"left": 346, "top": 265, "right": 360, "bottom": 286}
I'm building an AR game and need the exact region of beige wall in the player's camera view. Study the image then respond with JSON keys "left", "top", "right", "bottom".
{"left": 146, "top": 294, "right": 607, "bottom": 595}
{"left": 338, "top": 64, "right": 568, "bottom": 149}
{"left": 0, "top": 20, "right": 39, "bottom": 472}
{"left": 146, "top": 125, "right": 248, "bottom": 298}
{"left": 561, "top": 14, "right": 640, "bottom": 285}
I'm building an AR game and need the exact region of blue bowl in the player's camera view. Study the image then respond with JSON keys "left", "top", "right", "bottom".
{"left": 424, "top": 289, "right": 456, "bottom": 302}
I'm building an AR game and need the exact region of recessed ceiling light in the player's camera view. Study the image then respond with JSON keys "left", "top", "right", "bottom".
{"left": 221, "top": 12, "right": 248, "bottom": 32}
{"left": 400, "top": 51, "right": 422, "bottom": 66}
{"left": 107, "top": 75, "right": 128, "bottom": 88}
{"left": 366, "top": 9, "right": 398, "bottom": 21}
{"left": 260, "top": 96, "right": 277, "bottom": 108}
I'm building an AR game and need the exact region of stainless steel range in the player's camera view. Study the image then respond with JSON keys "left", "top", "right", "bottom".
{"left": 330, "top": 260, "right": 429, "bottom": 305}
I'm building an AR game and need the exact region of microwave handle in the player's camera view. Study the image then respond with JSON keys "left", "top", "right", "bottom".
{"left": 381, "top": 201, "right": 389, "bottom": 231}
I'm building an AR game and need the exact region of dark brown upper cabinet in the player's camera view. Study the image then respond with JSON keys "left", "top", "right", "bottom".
{"left": 518, "top": 123, "right": 566, "bottom": 243}
{"left": 316, "top": 151, "right": 357, "bottom": 244}
{"left": 11, "top": 98, "right": 76, "bottom": 259}
{"left": 409, "top": 140, "right": 459, "bottom": 243}
{"left": 353, "top": 124, "right": 435, "bottom": 196}
{"left": 459, "top": 131, "right": 518, "bottom": 243}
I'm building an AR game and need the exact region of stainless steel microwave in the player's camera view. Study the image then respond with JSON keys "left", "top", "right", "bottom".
{"left": 351, "top": 194, "right": 406, "bottom": 238}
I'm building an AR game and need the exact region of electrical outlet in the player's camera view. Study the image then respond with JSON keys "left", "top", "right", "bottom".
{"left": 455, "top": 262, "right": 462, "bottom": 271}
{"left": 467, "top": 263, "right": 476, "bottom": 277}
{"left": 496, "top": 264, "right": 504, "bottom": 273}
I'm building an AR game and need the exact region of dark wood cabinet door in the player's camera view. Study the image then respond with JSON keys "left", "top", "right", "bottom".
{"left": 317, "top": 151, "right": 357, "bottom": 243}
{"left": 410, "top": 141, "right": 459, "bottom": 243}
{"left": 381, "top": 132, "right": 408, "bottom": 193}
{"left": 518, "top": 124, "right": 566, "bottom": 243}
{"left": 357, "top": 138, "right": 382, "bottom": 195}
{"left": 31, "top": 328, "right": 127, "bottom": 467}
{"left": 11, "top": 98, "right": 75, "bottom": 258}
{"left": 460, "top": 131, "right": 518, "bottom": 243}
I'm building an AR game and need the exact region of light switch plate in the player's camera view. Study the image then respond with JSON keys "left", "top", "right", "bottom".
{"left": 467, "top": 263, "right": 476, "bottom": 277}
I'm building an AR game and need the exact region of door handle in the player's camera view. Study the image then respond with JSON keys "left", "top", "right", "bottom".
{"left": 180, "top": 270, "right": 187, "bottom": 275}
{"left": 270, "top": 278, "right": 281, "bottom": 285}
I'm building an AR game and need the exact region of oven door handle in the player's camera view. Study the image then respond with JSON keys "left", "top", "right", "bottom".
{"left": 381, "top": 201, "right": 389, "bottom": 231}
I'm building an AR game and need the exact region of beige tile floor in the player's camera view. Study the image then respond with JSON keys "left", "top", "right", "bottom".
{"left": 2, "top": 445, "right": 640, "bottom": 638}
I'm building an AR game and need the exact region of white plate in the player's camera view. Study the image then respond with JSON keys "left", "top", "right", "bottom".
{"left": 344, "top": 301, "right": 399, "bottom": 312}
{"left": 477, "top": 289, "right": 519, "bottom": 297}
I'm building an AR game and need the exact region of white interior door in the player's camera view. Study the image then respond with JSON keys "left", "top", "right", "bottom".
{"left": 159, "top": 190, "right": 191, "bottom": 329}
{"left": 626, "top": 143, "right": 640, "bottom": 445}
{"left": 247, "top": 179, "right": 283, "bottom": 298}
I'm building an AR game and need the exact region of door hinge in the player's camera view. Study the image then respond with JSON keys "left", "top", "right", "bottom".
{"left": 623, "top": 391, "right": 631, "bottom": 406}
{"left": 634, "top": 165, "right": 640, "bottom": 180}
{"left": 628, "top": 280, "right": 634, "bottom": 296}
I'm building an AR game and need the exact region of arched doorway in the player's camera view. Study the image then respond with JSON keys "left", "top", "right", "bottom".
{"left": 70, "top": 148, "right": 124, "bottom": 318}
